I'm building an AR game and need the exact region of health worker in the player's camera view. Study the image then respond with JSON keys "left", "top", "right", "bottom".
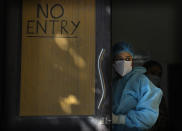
{"left": 112, "top": 41, "right": 163, "bottom": 131}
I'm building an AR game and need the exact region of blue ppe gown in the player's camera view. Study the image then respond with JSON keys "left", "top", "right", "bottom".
{"left": 112, "top": 67, "right": 163, "bottom": 131}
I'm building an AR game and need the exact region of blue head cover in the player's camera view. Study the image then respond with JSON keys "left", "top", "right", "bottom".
{"left": 112, "top": 41, "right": 134, "bottom": 58}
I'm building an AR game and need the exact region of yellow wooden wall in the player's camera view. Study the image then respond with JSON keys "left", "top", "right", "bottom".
{"left": 20, "top": 0, "right": 95, "bottom": 116}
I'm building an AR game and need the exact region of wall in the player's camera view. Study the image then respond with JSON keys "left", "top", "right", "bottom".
{"left": 112, "top": 1, "right": 181, "bottom": 64}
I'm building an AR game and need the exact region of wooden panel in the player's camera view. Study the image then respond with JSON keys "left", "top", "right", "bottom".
{"left": 20, "top": 0, "right": 95, "bottom": 116}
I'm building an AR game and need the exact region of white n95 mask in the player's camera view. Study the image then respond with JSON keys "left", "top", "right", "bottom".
{"left": 112, "top": 60, "right": 132, "bottom": 77}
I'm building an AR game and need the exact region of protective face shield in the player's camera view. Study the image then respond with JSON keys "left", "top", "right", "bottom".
{"left": 147, "top": 74, "right": 161, "bottom": 87}
{"left": 112, "top": 60, "right": 132, "bottom": 77}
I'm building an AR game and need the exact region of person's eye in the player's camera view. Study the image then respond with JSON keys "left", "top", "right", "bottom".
{"left": 115, "top": 58, "right": 124, "bottom": 61}
{"left": 125, "top": 58, "right": 130, "bottom": 61}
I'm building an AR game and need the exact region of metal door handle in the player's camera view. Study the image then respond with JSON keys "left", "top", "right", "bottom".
{"left": 97, "top": 48, "right": 106, "bottom": 110}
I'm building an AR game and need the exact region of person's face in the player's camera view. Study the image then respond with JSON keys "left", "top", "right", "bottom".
{"left": 112, "top": 52, "right": 133, "bottom": 77}
{"left": 145, "top": 65, "right": 162, "bottom": 87}
{"left": 113, "top": 52, "right": 133, "bottom": 65}
{"left": 146, "top": 66, "right": 162, "bottom": 77}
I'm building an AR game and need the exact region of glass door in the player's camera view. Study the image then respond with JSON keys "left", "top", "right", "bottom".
{"left": 2, "top": 0, "right": 111, "bottom": 130}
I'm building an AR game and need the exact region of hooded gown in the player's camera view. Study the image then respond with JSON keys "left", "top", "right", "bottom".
{"left": 112, "top": 67, "right": 163, "bottom": 131}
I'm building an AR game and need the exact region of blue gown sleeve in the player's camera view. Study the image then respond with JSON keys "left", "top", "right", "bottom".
{"left": 115, "top": 85, "right": 138, "bottom": 114}
{"left": 125, "top": 76, "right": 163, "bottom": 129}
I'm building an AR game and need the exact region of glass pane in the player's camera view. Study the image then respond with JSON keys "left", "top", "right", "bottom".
{"left": 20, "top": 0, "right": 95, "bottom": 116}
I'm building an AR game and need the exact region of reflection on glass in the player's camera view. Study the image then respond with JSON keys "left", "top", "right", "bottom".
{"left": 59, "top": 95, "right": 80, "bottom": 114}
